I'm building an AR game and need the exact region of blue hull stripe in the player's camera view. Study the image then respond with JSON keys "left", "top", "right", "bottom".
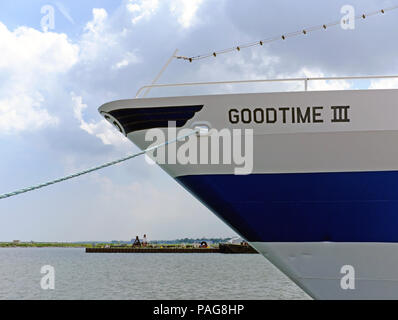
{"left": 177, "top": 171, "right": 398, "bottom": 242}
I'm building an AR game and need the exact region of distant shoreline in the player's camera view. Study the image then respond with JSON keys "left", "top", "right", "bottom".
{"left": 0, "top": 238, "right": 235, "bottom": 249}
{"left": 0, "top": 242, "right": 225, "bottom": 249}
{"left": 0, "top": 242, "right": 91, "bottom": 248}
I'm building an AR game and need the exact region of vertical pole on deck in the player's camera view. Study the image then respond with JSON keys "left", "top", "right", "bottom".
{"left": 142, "top": 49, "right": 179, "bottom": 98}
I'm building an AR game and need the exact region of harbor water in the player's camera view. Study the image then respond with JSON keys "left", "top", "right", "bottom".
{"left": 0, "top": 248, "right": 309, "bottom": 300}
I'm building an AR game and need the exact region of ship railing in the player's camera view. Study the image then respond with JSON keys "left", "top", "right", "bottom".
{"left": 135, "top": 75, "right": 398, "bottom": 98}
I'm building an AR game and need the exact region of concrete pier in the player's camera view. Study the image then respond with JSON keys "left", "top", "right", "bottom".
{"left": 86, "top": 244, "right": 258, "bottom": 254}
{"left": 86, "top": 247, "right": 219, "bottom": 253}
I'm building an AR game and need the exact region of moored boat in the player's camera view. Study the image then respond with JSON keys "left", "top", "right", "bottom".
{"left": 99, "top": 76, "right": 398, "bottom": 299}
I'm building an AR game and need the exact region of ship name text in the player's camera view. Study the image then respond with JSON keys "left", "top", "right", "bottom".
{"left": 228, "top": 106, "right": 350, "bottom": 125}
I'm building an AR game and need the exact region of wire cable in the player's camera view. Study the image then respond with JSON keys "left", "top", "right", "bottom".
{"left": 0, "top": 129, "right": 200, "bottom": 200}
{"left": 175, "top": 5, "right": 398, "bottom": 62}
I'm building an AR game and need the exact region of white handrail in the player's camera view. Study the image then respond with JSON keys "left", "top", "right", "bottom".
{"left": 135, "top": 75, "right": 398, "bottom": 98}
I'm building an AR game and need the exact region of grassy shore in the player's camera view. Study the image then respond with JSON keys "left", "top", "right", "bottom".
{"left": 0, "top": 242, "right": 94, "bottom": 248}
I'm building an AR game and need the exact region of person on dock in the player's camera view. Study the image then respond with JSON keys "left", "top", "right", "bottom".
{"left": 133, "top": 236, "right": 141, "bottom": 247}
{"left": 143, "top": 234, "right": 148, "bottom": 247}
{"left": 200, "top": 241, "right": 208, "bottom": 248}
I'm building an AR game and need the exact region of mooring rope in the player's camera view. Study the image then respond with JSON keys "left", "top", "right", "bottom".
{"left": 175, "top": 5, "right": 398, "bottom": 62}
{"left": 0, "top": 129, "right": 199, "bottom": 200}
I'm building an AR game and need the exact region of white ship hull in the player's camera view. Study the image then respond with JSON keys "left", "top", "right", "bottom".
{"left": 253, "top": 242, "right": 398, "bottom": 300}
{"left": 99, "top": 88, "right": 398, "bottom": 299}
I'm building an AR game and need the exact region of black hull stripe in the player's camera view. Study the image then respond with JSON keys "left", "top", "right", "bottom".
{"left": 108, "top": 105, "right": 204, "bottom": 134}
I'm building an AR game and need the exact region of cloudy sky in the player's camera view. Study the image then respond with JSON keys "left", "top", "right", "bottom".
{"left": 0, "top": 0, "right": 397, "bottom": 242}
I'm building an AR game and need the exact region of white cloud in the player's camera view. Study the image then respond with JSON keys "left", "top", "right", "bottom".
{"left": 0, "top": 92, "right": 58, "bottom": 133}
{"left": 79, "top": 8, "right": 113, "bottom": 62}
{"left": 80, "top": 8, "right": 140, "bottom": 70}
{"left": 127, "top": 0, "right": 159, "bottom": 24}
{"left": 0, "top": 22, "right": 78, "bottom": 134}
{"left": 71, "top": 92, "right": 130, "bottom": 148}
{"left": 300, "top": 69, "right": 352, "bottom": 91}
{"left": 126, "top": 0, "right": 205, "bottom": 28}
{"left": 0, "top": 7, "right": 137, "bottom": 137}
{"left": 0, "top": 23, "right": 78, "bottom": 74}
{"left": 84, "top": 8, "right": 108, "bottom": 34}
{"left": 192, "top": 53, "right": 352, "bottom": 94}
{"left": 169, "top": 0, "right": 204, "bottom": 28}
{"left": 369, "top": 78, "right": 398, "bottom": 90}
{"left": 113, "top": 51, "right": 141, "bottom": 69}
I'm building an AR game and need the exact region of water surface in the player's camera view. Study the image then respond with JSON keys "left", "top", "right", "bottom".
{"left": 0, "top": 248, "right": 309, "bottom": 300}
